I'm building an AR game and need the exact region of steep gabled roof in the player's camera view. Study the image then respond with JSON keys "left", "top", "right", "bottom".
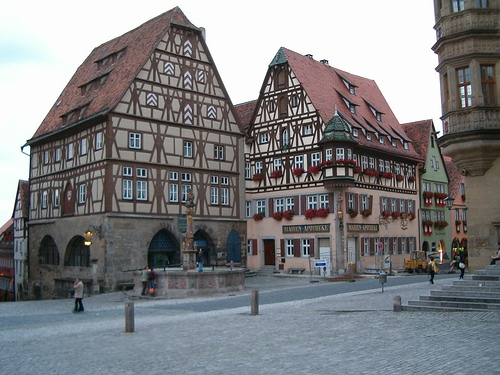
{"left": 401, "top": 119, "right": 433, "bottom": 160}
{"left": 234, "top": 100, "right": 258, "bottom": 133}
{"left": 12, "top": 180, "right": 29, "bottom": 219}
{"left": 28, "top": 7, "right": 199, "bottom": 143}
{"left": 241, "top": 47, "right": 421, "bottom": 160}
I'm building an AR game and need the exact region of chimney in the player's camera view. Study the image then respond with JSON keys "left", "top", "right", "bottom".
{"left": 320, "top": 59, "right": 329, "bottom": 66}
{"left": 305, "top": 54, "right": 313, "bottom": 59}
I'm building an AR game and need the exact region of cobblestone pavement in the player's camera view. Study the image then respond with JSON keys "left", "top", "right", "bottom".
{"left": 0, "top": 275, "right": 499, "bottom": 375}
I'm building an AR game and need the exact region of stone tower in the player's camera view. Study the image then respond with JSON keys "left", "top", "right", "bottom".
{"left": 432, "top": 0, "right": 500, "bottom": 271}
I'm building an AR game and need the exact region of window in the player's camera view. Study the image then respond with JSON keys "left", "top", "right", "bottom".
{"left": 307, "top": 195, "right": 317, "bottom": 210}
{"left": 211, "top": 175, "right": 219, "bottom": 185}
{"left": 379, "top": 135, "right": 384, "bottom": 144}
{"left": 129, "top": 133, "right": 141, "bottom": 149}
{"left": 285, "top": 197, "right": 294, "bottom": 211}
{"left": 245, "top": 201, "right": 251, "bottom": 217}
{"left": 391, "top": 198, "right": 396, "bottom": 212}
{"left": 137, "top": 168, "right": 147, "bottom": 178}
{"left": 404, "top": 142, "right": 409, "bottom": 150}
{"left": 393, "top": 238, "right": 398, "bottom": 254}
{"left": 311, "top": 152, "right": 321, "bottom": 167}
{"left": 211, "top": 187, "right": 219, "bottom": 205}
{"left": 452, "top": 0, "right": 465, "bottom": 12}
{"left": 476, "top": 0, "right": 488, "bottom": 7}
{"left": 39, "top": 236, "right": 59, "bottom": 265}
{"left": 401, "top": 238, "right": 407, "bottom": 254}
{"left": 123, "top": 180, "right": 132, "bottom": 200}
{"left": 409, "top": 238, "right": 415, "bottom": 252}
{"left": 80, "top": 138, "right": 88, "bottom": 155}
{"left": 336, "top": 148, "right": 344, "bottom": 160}
{"left": 169, "top": 171, "right": 178, "bottom": 181}
{"left": 184, "top": 141, "right": 193, "bottom": 158}
{"left": 325, "top": 148, "right": 333, "bottom": 161}
{"left": 123, "top": 166, "right": 133, "bottom": 176}
{"left": 55, "top": 148, "right": 61, "bottom": 162}
{"left": 366, "top": 132, "right": 372, "bottom": 141}
{"left": 400, "top": 199, "right": 405, "bottom": 213}
{"left": 259, "top": 133, "right": 268, "bottom": 144}
{"left": 255, "top": 161, "right": 263, "bottom": 175}
{"left": 282, "top": 129, "right": 290, "bottom": 148}
{"left": 457, "top": 67, "right": 472, "bottom": 108}
{"left": 385, "top": 161, "right": 391, "bottom": 173}
{"left": 348, "top": 193, "right": 355, "bottom": 210}
{"left": 42, "top": 191, "right": 48, "bottom": 209}
{"left": 182, "top": 173, "right": 192, "bottom": 182}
{"left": 379, "top": 159, "right": 385, "bottom": 172}
{"left": 247, "top": 239, "right": 253, "bottom": 255}
{"left": 95, "top": 132, "right": 103, "bottom": 150}
{"left": 361, "top": 195, "right": 369, "bottom": 211}
{"left": 256, "top": 200, "right": 266, "bottom": 214}
{"left": 136, "top": 181, "right": 147, "bottom": 200}
{"left": 294, "top": 155, "right": 304, "bottom": 169}
{"left": 363, "top": 238, "right": 370, "bottom": 256}
{"left": 78, "top": 184, "right": 86, "bottom": 204}
{"left": 181, "top": 185, "right": 192, "bottom": 203}
{"left": 245, "top": 162, "right": 251, "bottom": 179}
{"left": 303, "top": 124, "right": 313, "bottom": 135}
{"left": 275, "top": 198, "right": 284, "bottom": 212}
{"left": 214, "top": 145, "right": 224, "bottom": 160}
{"left": 292, "top": 95, "right": 298, "bottom": 107}
{"left": 381, "top": 197, "right": 388, "bottom": 211}
{"left": 302, "top": 239, "right": 311, "bottom": 257}
{"left": 408, "top": 200, "right": 414, "bottom": 213}
{"left": 353, "top": 128, "right": 359, "bottom": 137}
{"left": 369, "top": 157, "right": 375, "bottom": 169}
{"left": 54, "top": 190, "right": 60, "bottom": 208}
{"left": 67, "top": 143, "right": 74, "bottom": 160}
{"left": 319, "top": 194, "right": 329, "bottom": 209}
{"left": 273, "top": 158, "right": 282, "bottom": 171}
{"left": 362, "top": 156, "right": 368, "bottom": 170}
{"left": 481, "top": 65, "right": 497, "bottom": 106}
{"left": 169, "top": 184, "right": 178, "bottom": 202}
{"left": 286, "top": 239, "right": 294, "bottom": 257}
{"left": 43, "top": 151, "right": 49, "bottom": 165}
{"left": 221, "top": 188, "right": 229, "bottom": 206}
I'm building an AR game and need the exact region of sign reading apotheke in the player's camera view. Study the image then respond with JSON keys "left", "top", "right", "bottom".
{"left": 282, "top": 224, "right": 330, "bottom": 234}
{"left": 346, "top": 223, "right": 379, "bottom": 232}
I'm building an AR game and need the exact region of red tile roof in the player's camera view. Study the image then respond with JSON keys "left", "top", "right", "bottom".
{"left": 237, "top": 48, "right": 422, "bottom": 160}
{"left": 28, "top": 7, "right": 199, "bottom": 143}
{"left": 401, "top": 119, "right": 434, "bottom": 160}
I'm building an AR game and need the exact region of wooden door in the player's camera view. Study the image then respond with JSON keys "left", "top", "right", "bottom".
{"left": 263, "top": 239, "right": 275, "bottom": 266}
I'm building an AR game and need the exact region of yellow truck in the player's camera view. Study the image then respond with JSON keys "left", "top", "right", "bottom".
{"left": 404, "top": 251, "right": 428, "bottom": 273}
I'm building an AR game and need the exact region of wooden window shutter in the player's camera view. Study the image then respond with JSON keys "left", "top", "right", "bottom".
{"left": 294, "top": 196, "right": 300, "bottom": 215}
{"left": 301, "top": 195, "right": 306, "bottom": 214}
{"left": 404, "top": 199, "right": 408, "bottom": 213}
{"left": 354, "top": 193, "right": 359, "bottom": 211}
{"left": 369, "top": 195, "right": 373, "bottom": 211}
{"left": 345, "top": 192, "right": 349, "bottom": 209}
{"left": 310, "top": 238, "right": 315, "bottom": 257}
{"left": 293, "top": 238, "right": 300, "bottom": 257}
{"left": 380, "top": 196, "right": 384, "bottom": 214}
{"left": 389, "top": 237, "right": 394, "bottom": 255}
{"left": 370, "top": 237, "right": 375, "bottom": 256}
{"left": 269, "top": 198, "right": 274, "bottom": 214}
{"left": 361, "top": 237, "right": 365, "bottom": 256}
{"left": 396, "top": 198, "right": 400, "bottom": 212}
{"left": 411, "top": 199, "right": 416, "bottom": 213}
{"left": 329, "top": 192, "right": 335, "bottom": 212}
{"left": 280, "top": 239, "right": 285, "bottom": 257}
{"left": 398, "top": 238, "right": 403, "bottom": 254}
{"left": 252, "top": 239, "right": 258, "bottom": 256}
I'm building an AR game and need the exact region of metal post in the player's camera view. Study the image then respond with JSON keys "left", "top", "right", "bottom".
{"left": 250, "top": 290, "right": 259, "bottom": 315}
{"left": 125, "top": 302, "right": 135, "bottom": 332}
{"left": 393, "top": 295, "right": 402, "bottom": 312}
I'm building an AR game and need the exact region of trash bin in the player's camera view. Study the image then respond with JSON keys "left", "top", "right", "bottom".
{"left": 379, "top": 271, "right": 387, "bottom": 284}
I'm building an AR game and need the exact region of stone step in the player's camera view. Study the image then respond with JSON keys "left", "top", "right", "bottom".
{"left": 467, "top": 274, "right": 499, "bottom": 281}
{"left": 474, "top": 268, "right": 500, "bottom": 276}
{"left": 431, "top": 290, "right": 500, "bottom": 299}
{"left": 420, "top": 295, "right": 500, "bottom": 305}
{"left": 402, "top": 304, "right": 492, "bottom": 312}
{"left": 407, "top": 300, "right": 500, "bottom": 310}
{"left": 450, "top": 280, "right": 500, "bottom": 288}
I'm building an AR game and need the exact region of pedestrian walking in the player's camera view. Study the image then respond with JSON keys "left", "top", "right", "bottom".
{"left": 73, "top": 277, "right": 84, "bottom": 313}
{"left": 149, "top": 267, "right": 157, "bottom": 296}
{"left": 197, "top": 249, "right": 204, "bottom": 272}
{"left": 141, "top": 266, "right": 149, "bottom": 295}
{"left": 428, "top": 258, "right": 439, "bottom": 284}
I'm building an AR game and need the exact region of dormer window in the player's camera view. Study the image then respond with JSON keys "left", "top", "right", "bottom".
{"left": 404, "top": 141, "right": 409, "bottom": 150}
{"left": 366, "top": 132, "right": 372, "bottom": 141}
{"left": 379, "top": 135, "right": 385, "bottom": 144}
{"left": 391, "top": 139, "right": 397, "bottom": 147}
{"left": 349, "top": 104, "right": 356, "bottom": 114}
{"left": 349, "top": 86, "right": 355, "bottom": 95}
{"left": 376, "top": 112, "right": 382, "bottom": 121}
{"left": 352, "top": 128, "right": 359, "bottom": 137}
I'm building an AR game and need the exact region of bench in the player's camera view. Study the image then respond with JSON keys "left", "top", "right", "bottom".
{"left": 288, "top": 268, "right": 306, "bottom": 275}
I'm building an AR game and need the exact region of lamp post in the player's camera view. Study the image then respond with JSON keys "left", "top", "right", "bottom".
{"left": 444, "top": 196, "right": 454, "bottom": 210}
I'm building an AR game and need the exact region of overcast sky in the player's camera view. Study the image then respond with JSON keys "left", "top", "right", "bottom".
{"left": 0, "top": 0, "right": 441, "bottom": 226}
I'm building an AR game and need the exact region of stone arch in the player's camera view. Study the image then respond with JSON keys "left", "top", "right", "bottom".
{"left": 39, "top": 235, "right": 60, "bottom": 266}
{"left": 148, "top": 229, "right": 180, "bottom": 268}
{"left": 226, "top": 230, "right": 241, "bottom": 263}
{"left": 194, "top": 229, "right": 213, "bottom": 266}
{"left": 64, "top": 236, "right": 90, "bottom": 267}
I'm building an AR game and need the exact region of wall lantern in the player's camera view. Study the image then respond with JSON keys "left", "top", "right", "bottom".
{"left": 444, "top": 196, "right": 454, "bottom": 210}
{"left": 83, "top": 225, "right": 101, "bottom": 246}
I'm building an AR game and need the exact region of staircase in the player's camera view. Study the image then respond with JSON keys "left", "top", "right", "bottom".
{"left": 403, "top": 264, "right": 500, "bottom": 312}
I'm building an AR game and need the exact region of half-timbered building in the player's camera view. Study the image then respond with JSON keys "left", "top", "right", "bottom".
{"left": 25, "top": 7, "right": 246, "bottom": 298}
{"left": 13, "top": 180, "right": 29, "bottom": 301}
{"left": 238, "top": 48, "right": 424, "bottom": 275}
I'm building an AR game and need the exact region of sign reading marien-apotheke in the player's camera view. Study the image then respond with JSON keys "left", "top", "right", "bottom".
{"left": 346, "top": 223, "right": 379, "bottom": 232}
{"left": 282, "top": 224, "right": 330, "bottom": 234}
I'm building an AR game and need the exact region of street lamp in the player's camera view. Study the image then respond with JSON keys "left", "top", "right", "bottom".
{"left": 444, "top": 196, "right": 454, "bottom": 210}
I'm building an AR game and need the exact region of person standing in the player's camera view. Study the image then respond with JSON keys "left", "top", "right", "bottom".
{"left": 197, "top": 249, "right": 204, "bottom": 272}
{"left": 73, "top": 277, "right": 84, "bottom": 313}
{"left": 141, "top": 266, "right": 149, "bottom": 296}
{"left": 428, "top": 258, "right": 439, "bottom": 284}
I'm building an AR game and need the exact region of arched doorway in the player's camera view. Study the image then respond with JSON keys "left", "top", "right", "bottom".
{"left": 194, "top": 230, "right": 212, "bottom": 266}
{"left": 148, "top": 229, "right": 180, "bottom": 268}
{"left": 226, "top": 230, "right": 241, "bottom": 263}
{"left": 64, "top": 236, "right": 90, "bottom": 267}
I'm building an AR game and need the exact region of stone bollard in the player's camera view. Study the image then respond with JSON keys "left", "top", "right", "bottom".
{"left": 251, "top": 290, "right": 259, "bottom": 315}
{"left": 125, "top": 302, "right": 135, "bottom": 332}
{"left": 393, "top": 295, "right": 402, "bottom": 312}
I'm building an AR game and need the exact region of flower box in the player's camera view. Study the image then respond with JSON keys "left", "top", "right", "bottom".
{"left": 252, "top": 173, "right": 264, "bottom": 182}
{"left": 396, "top": 174, "right": 404, "bottom": 182}
{"left": 283, "top": 210, "right": 295, "bottom": 220}
{"left": 434, "top": 221, "right": 449, "bottom": 229}
{"left": 381, "top": 171, "right": 393, "bottom": 179}
{"left": 361, "top": 209, "right": 372, "bottom": 217}
{"left": 348, "top": 209, "right": 358, "bottom": 218}
{"left": 408, "top": 212, "right": 416, "bottom": 220}
{"left": 316, "top": 208, "right": 329, "bottom": 218}
{"left": 363, "top": 168, "right": 379, "bottom": 177}
{"left": 353, "top": 166, "right": 362, "bottom": 174}
{"left": 292, "top": 167, "right": 304, "bottom": 177}
{"left": 423, "top": 192, "right": 434, "bottom": 199}
{"left": 408, "top": 175, "right": 416, "bottom": 182}
{"left": 308, "top": 165, "right": 321, "bottom": 175}
{"left": 391, "top": 212, "right": 400, "bottom": 219}
{"left": 253, "top": 212, "right": 264, "bottom": 221}
{"left": 305, "top": 209, "right": 317, "bottom": 220}
{"left": 270, "top": 170, "right": 283, "bottom": 179}
{"left": 273, "top": 211, "right": 283, "bottom": 221}
{"left": 381, "top": 210, "right": 391, "bottom": 219}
